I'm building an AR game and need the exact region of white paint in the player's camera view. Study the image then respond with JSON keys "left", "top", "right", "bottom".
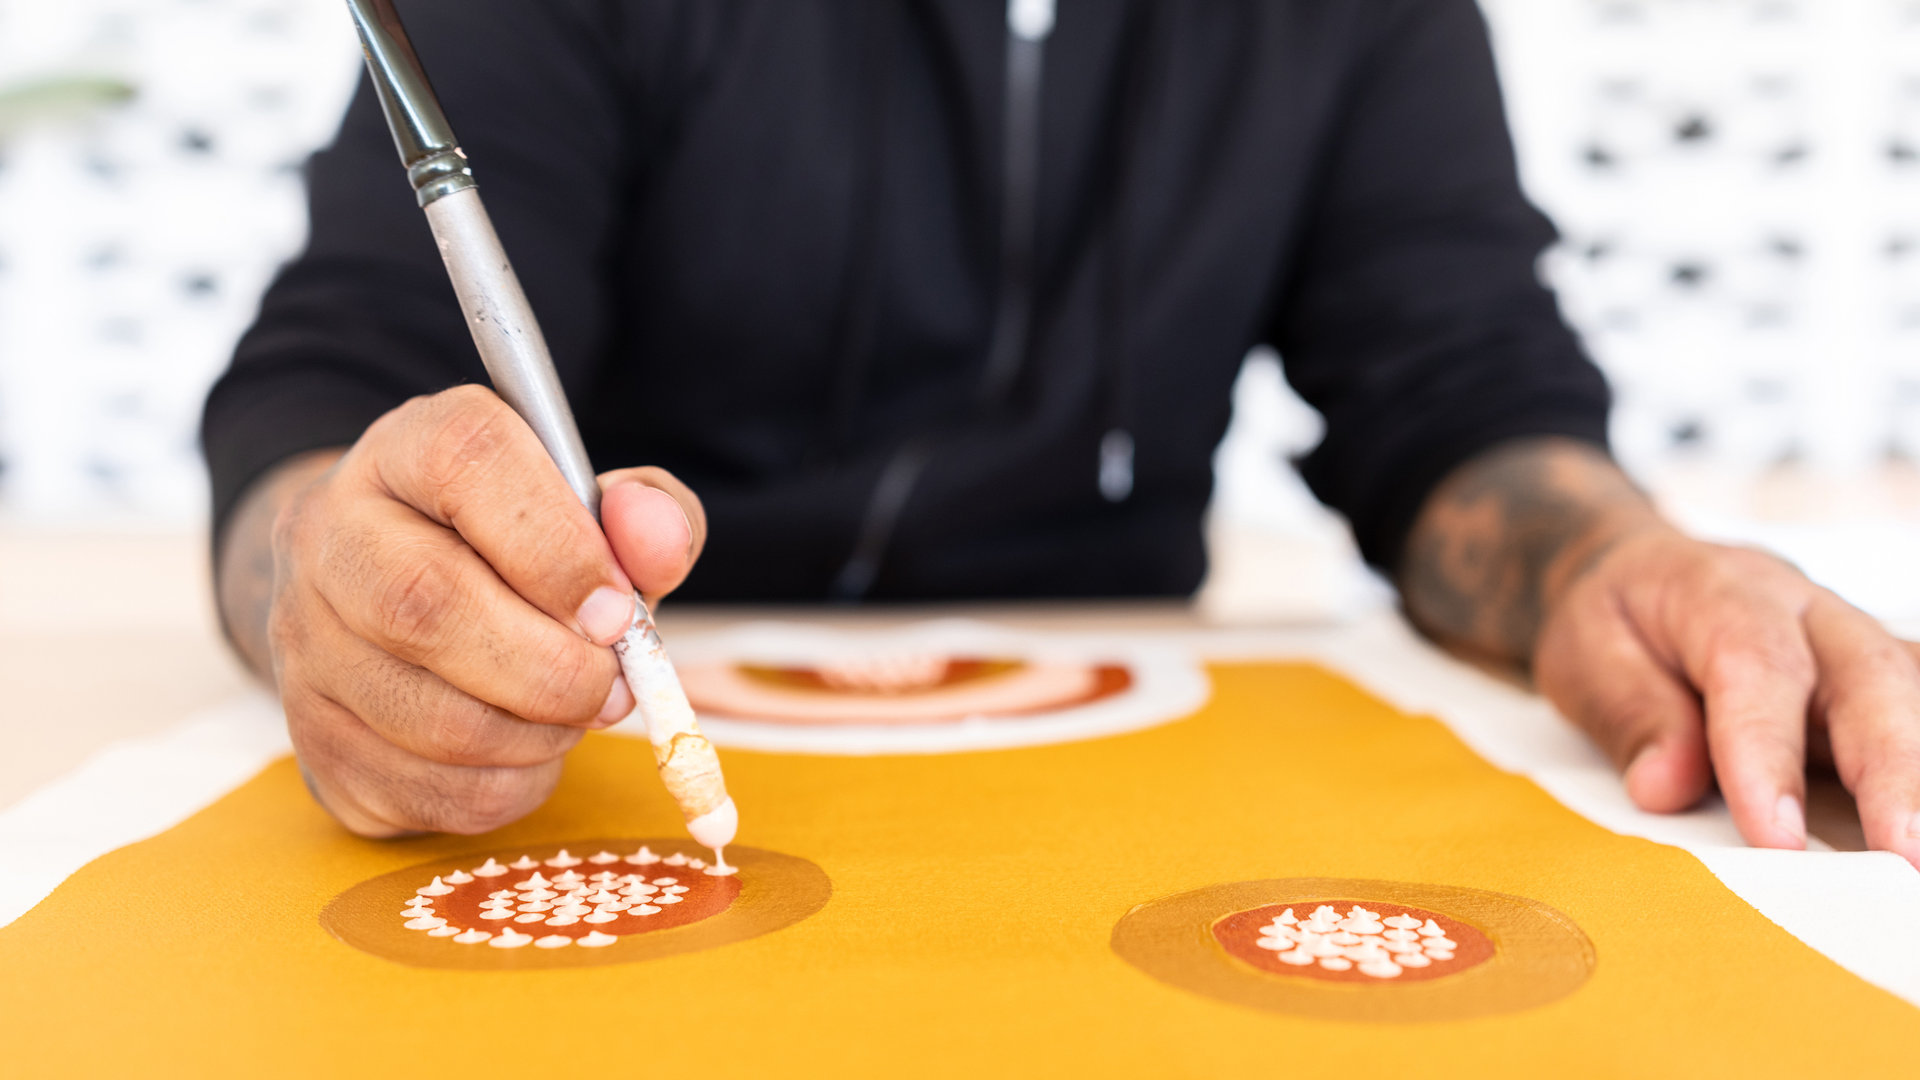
{"left": 687, "top": 798, "right": 738, "bottom": 853}
{"left": 1257, "top": 905, "right": 1456, "bottom": 981}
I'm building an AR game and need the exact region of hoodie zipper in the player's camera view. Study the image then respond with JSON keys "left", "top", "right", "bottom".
{"left": 831, "top": 0, "right": 1057, "bottom": 600}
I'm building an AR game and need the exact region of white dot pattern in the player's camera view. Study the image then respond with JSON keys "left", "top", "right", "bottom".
{"left": 1253, "top": 905, "right": 1463, "bottom": 979}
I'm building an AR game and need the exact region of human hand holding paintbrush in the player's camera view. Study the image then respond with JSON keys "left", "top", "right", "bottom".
{"left": 232, "top": 397, "right": 708, "bottom": 840}
{"left": 210, "top": 0, "right": 737, "bottom": 855}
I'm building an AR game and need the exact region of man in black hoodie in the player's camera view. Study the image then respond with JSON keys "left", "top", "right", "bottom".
{"left": 203, "top": 0, "right": 1920, "bottom": 864}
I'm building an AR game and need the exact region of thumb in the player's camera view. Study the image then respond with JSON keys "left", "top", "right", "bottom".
{"left": 1535, "top": 585, "right": 1712, "bottom": 814}
{"left": 597, "top": 466, "right": 706, "bottom": 603}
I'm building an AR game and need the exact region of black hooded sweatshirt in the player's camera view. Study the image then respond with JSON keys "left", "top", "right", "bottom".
{"left": 201, "top": 0, "right": 1610, "bottom": 601}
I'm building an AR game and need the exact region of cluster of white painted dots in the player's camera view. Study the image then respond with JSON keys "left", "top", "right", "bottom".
{"left": 1255, "top": 905, "right": 1462, "bottom": 979}
{"left": 399, "top": 846, "right": 725, "bottom": 950}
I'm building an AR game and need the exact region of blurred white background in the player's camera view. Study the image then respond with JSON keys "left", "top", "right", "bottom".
{"left": 0, "top": 0, "right": 1916, "bottom": 625}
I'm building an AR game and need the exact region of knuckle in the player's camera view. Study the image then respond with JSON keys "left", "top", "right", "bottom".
{"left": 369, "top": 547, "right": 463, "bottom": 655}
{"left": 1704, "top": 633, "right": 1817, "bottom": 695}
{"left": 417, "top": 389, "right": 514, "bottom": 499}
{"left": 416, "top": 698, "right": 578, "bottom": 768}
{"left": 280, "top": 687, "right": 331, "bottom": 744}
{"left": 432, "top": 768, "right": 553, "bottom": 835}
{"left": 521, "top": 639, "right": 604, "bottom": 724}
{"left": 420, "top": 697, "right": 499, "bottom": 766}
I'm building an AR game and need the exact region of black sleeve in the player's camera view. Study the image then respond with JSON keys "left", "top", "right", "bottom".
{"left": 1270, "top": 0, "right": 1612, "bottom": 573}
{"left": 199, "top": 0, "right": 657, "bottom": 549}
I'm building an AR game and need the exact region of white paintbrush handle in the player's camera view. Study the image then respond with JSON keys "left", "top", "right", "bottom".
{"left": 425, "top": 189, "right": 737, "bottom": 854}
{"left": 614, "top": 596, "right": 739, "bottom": 851}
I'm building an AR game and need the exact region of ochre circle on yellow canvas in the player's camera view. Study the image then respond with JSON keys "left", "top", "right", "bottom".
{"left": 1111, "top": 877, "right": 1595, "bottom": 1022}
{"left": 320, "top": 839, "right": 830, "bottom": 970}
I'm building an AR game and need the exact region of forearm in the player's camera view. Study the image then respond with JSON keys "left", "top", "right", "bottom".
{"left": 1396, "top": 437, "right": 1668, "bottom": 667}
{"left": 214, "top": 449, "right": 346, "bottom": 680}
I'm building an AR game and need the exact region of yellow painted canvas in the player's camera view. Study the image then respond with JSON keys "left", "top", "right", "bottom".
{"left": 1, "top": 662, "right": 1913, "bottom": 1077}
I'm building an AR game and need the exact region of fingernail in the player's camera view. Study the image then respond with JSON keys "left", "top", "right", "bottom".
{"left": 576, "top": 586, "right": 634, "bottom": 644}
{"left": 641, "top": 485, "right": 696, "bottom": 559}
{"left": 594, "top": 675, "right": 634, "bottom": 728}
{"left": 1774, "top": 793, "right": 1806, "bottom": 847}
{"left": 1896, "top": 812, "right": 1920, "bottom": 871}
{"left": 1623, "top": 744, "right": 1661, "bottom": 804}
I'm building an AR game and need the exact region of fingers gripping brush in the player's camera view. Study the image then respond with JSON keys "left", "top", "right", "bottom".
{"left": 343, "top": 0, "right": 739, "bottom": 871}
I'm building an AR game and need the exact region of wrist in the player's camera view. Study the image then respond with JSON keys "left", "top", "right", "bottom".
{"left": 214, "top": 449, "right": 345, "bottom": 680}
{"left": 1535, "top": 503, "right": 1672, "bottom": 634}
{"left": 1399, "top": 437, "right": 1662, "bottom": 667}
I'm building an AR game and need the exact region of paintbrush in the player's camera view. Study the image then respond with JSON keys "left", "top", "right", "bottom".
{"left": 342, "top": 0, "right": 738, "bottom": 872}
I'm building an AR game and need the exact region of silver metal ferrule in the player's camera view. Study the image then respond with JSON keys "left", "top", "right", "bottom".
{"left": 407, "top": 146, "right": 476, "bottom": 207}
{"left": 345, "top": 0, "right": 476, "bottom": 207}
{"left": 344, "top": 0, "right": 594, "bottom": 513}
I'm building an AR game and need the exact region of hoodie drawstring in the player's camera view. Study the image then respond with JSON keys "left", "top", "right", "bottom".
{"left": 833, "top": 0, "right": 1158, "bottom": 596}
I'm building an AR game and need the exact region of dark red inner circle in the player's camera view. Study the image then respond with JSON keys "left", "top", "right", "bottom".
{"left": 414, "top": 855, "right": 741, "bottom": 942}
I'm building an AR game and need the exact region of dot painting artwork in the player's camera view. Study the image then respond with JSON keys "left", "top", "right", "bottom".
{"left": 320, "top": 840, "right": 829, "bottom": 970}
{"left": 5, "top": 662, "right": 1917, "bottom": 1076}
{"left": 679, "top": 654, "right": 1133, "bottom": 726}
{"left": 665, "top": 625, "right": 1210, "bottom": 754}
{"left": 1111, "top": 879, "right": 1596, "bottom": 1023}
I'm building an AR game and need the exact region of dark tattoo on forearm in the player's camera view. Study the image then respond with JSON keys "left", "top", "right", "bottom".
{"left": 1397, "top": 438, "right": 1658, "bottom": 666}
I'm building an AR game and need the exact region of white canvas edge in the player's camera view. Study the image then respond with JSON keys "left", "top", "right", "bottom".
{"left": 0, "top": 690, "right": 290, "bottom": 928}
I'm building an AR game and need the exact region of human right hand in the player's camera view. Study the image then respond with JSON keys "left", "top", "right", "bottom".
{"left": 220, "top": 384, "right": 705, "bottom": 837}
